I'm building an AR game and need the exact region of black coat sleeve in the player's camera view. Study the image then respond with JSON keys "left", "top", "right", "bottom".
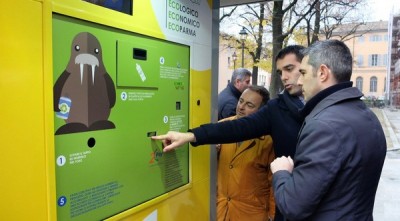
{"left": 190, "top": 103, "right": 272, "bottom": 146}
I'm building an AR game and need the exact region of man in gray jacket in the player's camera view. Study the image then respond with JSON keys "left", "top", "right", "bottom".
{"left": 271, "top": 39, "right": 386, "bottom": 220}
{"left": 218, "top": 68, "right": 251, "bottom": 120}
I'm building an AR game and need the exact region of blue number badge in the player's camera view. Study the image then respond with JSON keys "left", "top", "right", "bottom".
{"left": 58, "top": 196, "right": 67, "bottom": 207}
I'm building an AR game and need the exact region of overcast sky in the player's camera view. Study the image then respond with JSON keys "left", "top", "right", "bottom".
{"left": 365, "top": 0, "right": 399, "bottom": 21}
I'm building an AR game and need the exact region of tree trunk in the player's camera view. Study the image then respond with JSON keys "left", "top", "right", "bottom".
{"left": 269, "top": 1, "right": 284, "bottom": 98}
{"left": 311, "top": 0, "right": 320, "bottom": 44}
{"left": 252, "top": 3, "right": 265, "bottom": 85}
{"left": 252, "top": 66, "right": 259, "bottom": 85}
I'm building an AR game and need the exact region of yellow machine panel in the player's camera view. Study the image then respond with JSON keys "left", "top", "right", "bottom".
{"left": 0, "top": 0, "right": 216, "bottom": 220}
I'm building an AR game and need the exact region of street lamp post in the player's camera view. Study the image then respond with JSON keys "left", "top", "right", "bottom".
{"left": 232, "top": 52, "right": 237, "bottom": 69}
{"left": 239, "top": 27, "right": 248, "bottom": 68}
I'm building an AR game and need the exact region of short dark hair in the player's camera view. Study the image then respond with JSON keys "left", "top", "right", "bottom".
{"left": 246, "top": 85, "right": 270, "bottom": 106}
{"left": 275, "top": 45, "right": 305, "bottom": 63}
{"left": 301, "top": 39, "right": 352, "bottom": 82}
{"left": 231, "top": 68, "right": 252, "bottom": 83}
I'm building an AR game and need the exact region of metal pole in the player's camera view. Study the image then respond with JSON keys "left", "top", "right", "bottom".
{"left": 239, "top": 27, "right": 247, "bottom": 68}
{"left": 241, "top": 41, "right": 244, "bottom": 67}
{"left": 232, "top": 51, "right": 237, "bottom": 70}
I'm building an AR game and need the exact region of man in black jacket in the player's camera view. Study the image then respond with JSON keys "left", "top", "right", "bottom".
{"left": 270, "top": 40, "right": 386, "bottom": 220}
{"left": 218, "top": 68, "right": 251, "bottom": 120}
{"left": 153, "top": 45, "right": 305, "bottom": 221}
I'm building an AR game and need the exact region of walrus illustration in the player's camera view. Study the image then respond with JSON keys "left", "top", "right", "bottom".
{"left": 54, "top": 32, "right": 116, "bottom": 135}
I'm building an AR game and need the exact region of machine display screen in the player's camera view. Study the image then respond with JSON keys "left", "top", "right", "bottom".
{"left": 83, "top": 0, "right": 132, "bottom": 15}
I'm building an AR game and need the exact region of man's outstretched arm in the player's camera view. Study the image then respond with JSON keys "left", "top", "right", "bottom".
{"left": 152, "top": 131, "right": 196, "bottom": 152}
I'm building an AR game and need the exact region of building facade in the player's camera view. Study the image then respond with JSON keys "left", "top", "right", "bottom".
{"left": 332, "top": 21, "right": 389, "bottom": 103}
{"left": 218, "top": 42, "right": 270, "bottom": 93}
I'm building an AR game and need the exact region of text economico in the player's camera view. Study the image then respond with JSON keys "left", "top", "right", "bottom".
{"left": 168, "top": 11, "right": 200, "bottom": 28}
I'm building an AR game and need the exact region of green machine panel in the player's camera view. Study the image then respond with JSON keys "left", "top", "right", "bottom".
{"left": 52, "top": 14, "right": 189, "bottom": 221}
{"left": 117, "top": 40, "right": 160, "bottom": 88}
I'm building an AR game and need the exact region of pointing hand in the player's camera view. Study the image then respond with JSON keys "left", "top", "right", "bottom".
{"left": 151, "top": 131, "right": 196, "bottom": 152}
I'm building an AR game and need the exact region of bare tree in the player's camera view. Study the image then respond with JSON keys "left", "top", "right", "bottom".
{"left": 220, "top": 6, "right": 238, "bottom": 22}
{"left": 240, "top": 4, "right": 268, "bottom": 84}
{"left": 269, "top": 0, "right": 318, "bottom": 97}
{"left": 220, "top": 3, "right": 273, "bottom": 85}
{"left": 269, "top": 0, "right": 367, "bottom": 97}
{"left": 219, "top": 0, "right": 369, "bottom": 97}
{"left": 299, "top": 0, "right": 367, "bottom": 44}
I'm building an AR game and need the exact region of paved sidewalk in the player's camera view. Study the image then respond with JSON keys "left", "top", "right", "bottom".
{"left": 372, "top": 107, "right": 400, "bottom": 220}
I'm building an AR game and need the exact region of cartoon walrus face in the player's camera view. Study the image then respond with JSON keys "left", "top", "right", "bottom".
{"left": 54, "top": 32, "right": 116, "bottom": 135}
{"left": 67, "top": 32, "right": 106, "bottom": 84}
